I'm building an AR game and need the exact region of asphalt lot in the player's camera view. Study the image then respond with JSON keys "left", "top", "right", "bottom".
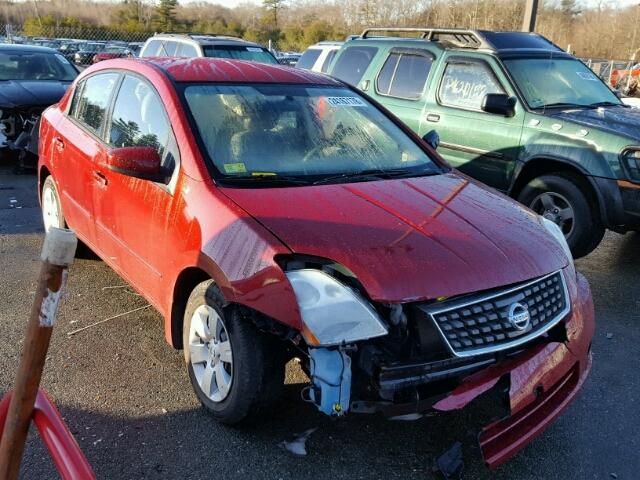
{"left": 1, "top": 168, "right": 639, "bottom": 479}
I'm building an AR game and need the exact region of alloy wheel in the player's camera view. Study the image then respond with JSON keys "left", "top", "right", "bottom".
{"left": 530, "top": 191, "right": 575, "bottom": 237}
{"left": 42, "top": 183, "right": 62, "bottom": 232}
{"left": 188, "top": 305, "right": 233, "bottom": 403}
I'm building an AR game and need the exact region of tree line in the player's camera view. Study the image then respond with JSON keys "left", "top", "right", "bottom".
{"left": 0, "top": 0, "right": 638, "bottom": 60}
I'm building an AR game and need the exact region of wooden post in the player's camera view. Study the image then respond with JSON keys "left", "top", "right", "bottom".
{"left": 0, "top": 228, "right": 77, "bottom": 480}
{"left": 522, "top": 0, "right": 539, "bottom": 32}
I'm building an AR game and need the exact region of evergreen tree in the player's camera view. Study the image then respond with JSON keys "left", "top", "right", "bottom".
{"left": 157, "top": 0, "right": 178, "bottom": 31}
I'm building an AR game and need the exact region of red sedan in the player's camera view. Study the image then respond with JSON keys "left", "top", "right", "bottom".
{"left": 38, "top": 57, "right": 593, "bottom": 468}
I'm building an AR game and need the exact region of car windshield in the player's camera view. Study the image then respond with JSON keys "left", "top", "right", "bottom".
{"left": 202, "top": 45, "right": 278, "bottom": 64}
{"left": 504, "top": 57, "right": 621, "bottom": 109}
{"left": 0, "top": 52, "right": 77, "bottom": 81}
{"left": 183, "top": 84, "right": 440, "bottom": 185}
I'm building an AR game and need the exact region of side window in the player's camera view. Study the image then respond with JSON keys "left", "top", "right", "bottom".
{"left": 70, "top": 73, "right": 119, "bottom": 136}
{"left": 142, "top": 39, "right": 162, "bottom": 57}
{"left": 332, "top": 46, "right": 378, "bottom": 86}
{"left": 296, "top": 49, "right": 322, "bottom": 70}
{"left": 161, "top": 41, "right": 178, "bottom": 56}
{"left": 320, "top": 50, "right": 337, "bottom": 73}
{"left": 178, "top": 43, "right": 198, "bottom": 57}
{"left": 107, "top": 75, "right": 178, "bottom": 175}
{"left": 438, "top": 61, "right": 505, "bottom": 110}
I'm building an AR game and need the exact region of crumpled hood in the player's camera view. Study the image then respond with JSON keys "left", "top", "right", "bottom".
{"left": 221, "top": 174, "right": 568, "bottom": 303}
{"left": 549, "top": 105, "right": 640, "bottom": 141}
{"left": 0, "top": 80, "right": 71, "bottom": 109}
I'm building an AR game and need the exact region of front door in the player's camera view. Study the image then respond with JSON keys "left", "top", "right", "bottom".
{"left": 423, "top": 55, "right": 525, "bottom": 191}
{"left": 93, "top": 74, "right": 180, "bottom": 305}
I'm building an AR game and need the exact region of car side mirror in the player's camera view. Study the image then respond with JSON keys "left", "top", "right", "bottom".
{"left": 422, "top": 130, "right": 440, "bottom": 150}
{"left": 105, "top": 146, "right": 169, "bottom": 184}
{"left": 481, "top": 93, "right": 516, "bottom": 117}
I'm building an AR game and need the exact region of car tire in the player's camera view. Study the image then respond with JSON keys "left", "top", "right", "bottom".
{"left": 183, "top": 280, "right": 285, "bottom": 424}
{"left": 41, "top": 175, "right": 66, "bottom": 232}
{"left": 517, "top": 173, "right": 605, "bottom": 258}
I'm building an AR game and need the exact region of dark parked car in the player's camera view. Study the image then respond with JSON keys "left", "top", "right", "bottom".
{"left": 0, "top": 44, "right": 78, "bottom": 168}
{"left": 74, "top": 43, "right": 106, "bottom": 65}
{"left": 38, "top": 56, "right": 593, "bottom": 469}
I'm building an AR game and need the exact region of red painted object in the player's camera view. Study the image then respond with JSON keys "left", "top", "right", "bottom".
{"left": 0, "top": 390, "right": 95, "bottom": 479}
{"left": 38, "top": 57, "right": 594, "bottom": 466}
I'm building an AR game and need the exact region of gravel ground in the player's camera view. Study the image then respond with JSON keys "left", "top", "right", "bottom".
{"left": 0, "top": 170, "right": 638, "bottom": 479}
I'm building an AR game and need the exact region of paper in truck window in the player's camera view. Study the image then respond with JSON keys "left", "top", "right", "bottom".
{"left": 577, "top": 71, "right": 598, "bottom": 81}
{"left": 325, "top": 97, "right": 367, "bottom": 107}
{"left": 246, "top": 47, "right": 264, "bottom": 52}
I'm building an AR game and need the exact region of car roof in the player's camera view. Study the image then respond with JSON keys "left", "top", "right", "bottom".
{"left": 150, "top": 33, "right": 266, "bottom": 48}
{"left": 0, "top": 44, "right": 59, "bottom": 54}
{"left": 109, "top": 57, "right": 343, "bottom": 85}
{"left": 347, "top": 28, "right": 563, "bottom": 54}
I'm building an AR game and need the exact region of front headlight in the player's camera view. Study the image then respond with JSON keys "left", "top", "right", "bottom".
{"left": 621, "top": 148, "right": 640, "bottom": 182}
{"left": 539, "top": 216, "right": 574, "bottom": 267}
{"left": 286, "top": 269, "right": 388, "bottom": 346}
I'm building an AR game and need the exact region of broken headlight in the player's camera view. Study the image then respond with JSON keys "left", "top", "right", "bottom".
{"left": 286, "top": 269, "right": 388, "bottom": 346}
{"left": 621, "top": 148, "right": 640, "bottom": 182}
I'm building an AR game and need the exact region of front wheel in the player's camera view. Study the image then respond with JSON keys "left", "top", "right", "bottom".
{"left": 517, "top": 173, "right": 605, "bottom": 258}
{"left": 183, "top": 280, "right": 285, "bottom": 424}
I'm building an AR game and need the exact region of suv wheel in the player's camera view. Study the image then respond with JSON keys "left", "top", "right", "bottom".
{"left": 517, "top": 173, "right": 605, "bottom": 258}
{"left": 42, "top": 176, "right": 65, "bottom": 232}
{"left": 183, "top": 280, "right": 284, "bottom": 424}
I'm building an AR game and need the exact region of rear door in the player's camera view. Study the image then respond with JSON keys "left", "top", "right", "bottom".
{"left": 54, "top": 72, "right": 119, "bottom": 248}
{"left": 367, "top": 47, "right": 436, "bottom": 132}
{"left": 93, "top": 73, "right": 180, "bottom": 304}
{"left": 423, "top": 54, "right": 525, "bottom": 191}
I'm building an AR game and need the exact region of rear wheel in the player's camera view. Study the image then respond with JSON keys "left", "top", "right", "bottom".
{"left": 517, "top": 173, "right": 605, "bottom": 258}
{"left": 41, "top": 176, "right": 65, "bottom": 232}
{"left": 183, "top": 280, "right": 285, "bottom": 424}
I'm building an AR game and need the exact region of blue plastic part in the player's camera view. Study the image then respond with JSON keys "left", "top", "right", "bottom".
{"left": 308, "top": 348, "right": 352, "bottom": 416}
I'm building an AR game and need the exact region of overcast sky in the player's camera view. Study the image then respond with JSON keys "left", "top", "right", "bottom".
{"left": 195, "top": 0, "right": 640, "bottom": 10}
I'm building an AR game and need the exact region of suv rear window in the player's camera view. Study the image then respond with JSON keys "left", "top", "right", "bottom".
{"left": 142, "top": 39, "right": 162, "bottom": 57}
{"left": 297, "top": 49, "right": 322, "bottom": 70}
{"left": 332, "top": 46, "right": 378, "bottom": 86}
{"left": 376, "top": 51, "right": 433, "bottom": 100}
{"left": 202, "top": 45, "right": 277, "bottom": 64}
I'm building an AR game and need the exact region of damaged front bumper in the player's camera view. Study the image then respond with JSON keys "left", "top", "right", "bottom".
{"left": 431, "top": 271, "right": 594, "bottom": 468}
{"left": 0, "top": 108, "right": 41, "bottom": 165}
{"left": 305, "top": 270, "right": 594, "bottom": 468}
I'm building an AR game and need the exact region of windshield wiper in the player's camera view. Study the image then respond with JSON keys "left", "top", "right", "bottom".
{"left": 587, "top": 101, "right": 621, "bottom": 107}
{"left": 220, "top": 175, "right": 309, "bottom": 186}
{"left": 312, "top": 168, "right": 437, "bottom": 186}
{"left": 535, "top": 102, "right": 591, "bottom": 110}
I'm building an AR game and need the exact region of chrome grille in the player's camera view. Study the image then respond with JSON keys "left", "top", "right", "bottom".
{"left": 423, "top": 271, "right": 570, "bottom": 357}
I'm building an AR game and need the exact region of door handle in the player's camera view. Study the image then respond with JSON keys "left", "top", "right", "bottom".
{"left": 93, "top": 171, "right": 107, "bottom": 186}
{"left": 426, "top": 113, "right": 441, "bottom": 122}
{"left": 52, "top": 136, "right": 65, "bottom": 151}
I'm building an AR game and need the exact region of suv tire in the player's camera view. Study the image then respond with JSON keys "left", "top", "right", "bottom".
{"left": 183, "top": 280, "right": 284, "bottom": 424}
{"left": 517, "top": 173, "right": 605, "bottom": 258}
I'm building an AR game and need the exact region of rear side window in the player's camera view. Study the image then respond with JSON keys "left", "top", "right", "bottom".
{"left": 107, "top": 75, "right": 178, "bottom": 174}
{"left": 438, "top": 61, "right": 505, "bottom": 110}
{"left": 178, "top": 43, "right": 198, "bottom": 57}
{"left": 377, "top": 51, "right": 433, "bottom": 100}
{"left": 332, "top": 46, "right": 378, "bottom": 86}
{"left": 320, "top": 50, "right": 337, "bottom": 73}
{"left": 297, "top": 48, "right": 322, "bottom": 70}
{"left": 142, "top": 39, "right": 162, "bottom": 57}
{"left": 70, "top": 73, "right": 119, "bottom": 135}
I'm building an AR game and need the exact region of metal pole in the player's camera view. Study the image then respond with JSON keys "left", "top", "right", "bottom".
{"left": 0, "top": 228, "right": 77, "bottom": 480}
{"left": 522, "top": 0, "right": 539, "bottom": 32}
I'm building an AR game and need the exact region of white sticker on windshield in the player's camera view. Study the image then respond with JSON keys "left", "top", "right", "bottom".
{"left": 577, "top": 71, "right": 598, "bottom": 81}
{"left": 246, "top": 47, "right": 264, "bottom": 52}
{"left": 326, "top": 97, "right": 367, "bottom": 107}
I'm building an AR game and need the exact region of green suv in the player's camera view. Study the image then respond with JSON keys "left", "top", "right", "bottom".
{"left": 328, "top": 28, "right": 640, "bottom": 257}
